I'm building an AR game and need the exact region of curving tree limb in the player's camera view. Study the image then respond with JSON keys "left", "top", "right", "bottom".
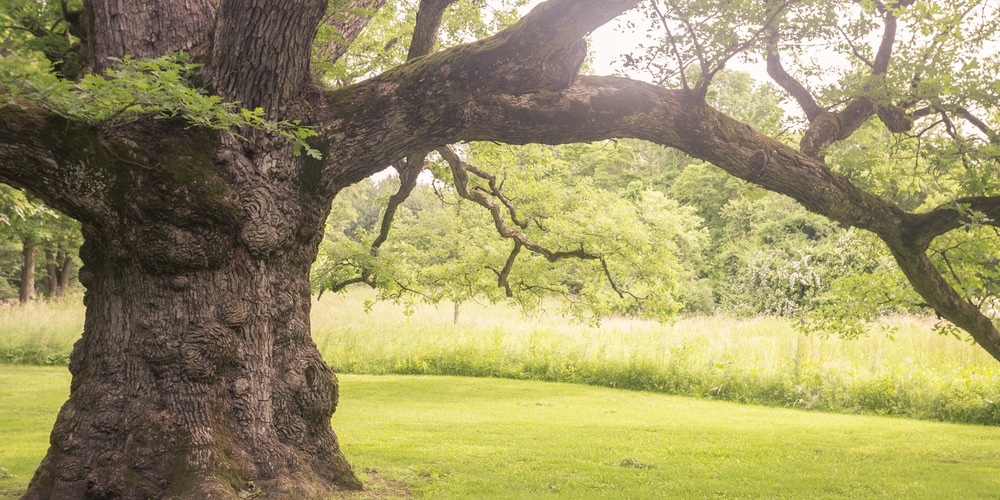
{"left": 316, "top": 0, "right": 390, "bottom": 66}
{"left": 454, "top": 75, "right": 1000, "bottom": 359}
{"left": 438, "top": 145, "right": 645, "bottom": 301}
{"left": 0, "top": 105, "right": 113, "bottom": 225}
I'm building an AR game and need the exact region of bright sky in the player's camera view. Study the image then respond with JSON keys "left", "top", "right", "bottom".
{"left": 521, "top": 2, "right": 771, "bottom": 83}
{"left": 515, "top": 1, "right": 636, "bottom": 75}
{"left": 587, "top": 12, "right": 650, "bottom": 78}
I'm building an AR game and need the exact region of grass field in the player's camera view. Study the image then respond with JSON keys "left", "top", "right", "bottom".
{"left": 311, "top": 290, "right": 1000, "bottom": 425}
{"left": 4, "top": 289, "right": 1000, "bottom": 425}
{"left": 2, "top": 367, "right": 999, "bottom": 498}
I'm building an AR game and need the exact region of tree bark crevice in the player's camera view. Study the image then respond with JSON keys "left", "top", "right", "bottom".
{"left": 209, "top": 0, "right": 329, "bottom": 113}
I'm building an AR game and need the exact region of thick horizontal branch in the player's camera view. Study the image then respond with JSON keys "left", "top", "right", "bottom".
{"left": 452, "top": 75, "right": 1000, "bottom": 362}
{"left": 458, "top": 76, "right": 914, "bottom": 241}
{"left": 907, "top": 196, "right": 1000, "bottom": 248}
{"left": 311, "top": 2, "right": 1000, "bottom": 361}
{"left": 0, "top": 105, "right": 112, "bottom": 224}
{"left": 317, "top": 0, "right": 641, "bottom": 188}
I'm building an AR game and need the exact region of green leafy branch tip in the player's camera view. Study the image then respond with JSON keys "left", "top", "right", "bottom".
{"left": 0, "top": 52, "right": 321, "bottom": 159}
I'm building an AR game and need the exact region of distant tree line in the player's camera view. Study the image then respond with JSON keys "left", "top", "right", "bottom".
{"left": 0, "top": 185, "right": 81, "bottom": 303}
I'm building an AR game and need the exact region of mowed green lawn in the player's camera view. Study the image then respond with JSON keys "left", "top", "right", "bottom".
{"left": 2, "top": 367, "right": 999, "bottom": 498}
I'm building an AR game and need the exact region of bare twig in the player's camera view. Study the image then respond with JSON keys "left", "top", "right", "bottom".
{"left": 836, "top": 25, "right": 874, "bottom": 70}
{"left": 465, "top": 162, "right": 531, "bottom": 229}
{"left": 650, "top": 1, "right": 690, "bottom": 90}
{"left": 438, "top": 145, "right": 638, "bottom": 298}
{"left": 370, "top": 156, "right": 424, "bottom": 255}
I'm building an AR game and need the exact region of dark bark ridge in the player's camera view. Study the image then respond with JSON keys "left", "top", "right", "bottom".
{"left": 4, "top": 1, "right": 365, "bottom": 498}
{"left": 0, "top": 0, "right": 998, "bottom": 498}
{"left": 84, "top": 0, "right": 218, "bottom": 74}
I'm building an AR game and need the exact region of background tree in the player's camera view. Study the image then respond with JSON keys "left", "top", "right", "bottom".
{"left": 314, "top": 141, "right": 709, "bottom": 320}
{"left": 1, "top": 0, "right": 1000, "bottom": 498}
{"left": 0, "top": 184, "right": 81, "bottom": 303}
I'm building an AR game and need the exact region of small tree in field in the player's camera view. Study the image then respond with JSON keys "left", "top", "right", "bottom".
{"left": 1, "top": 0, "right": 999, "bottom": 497}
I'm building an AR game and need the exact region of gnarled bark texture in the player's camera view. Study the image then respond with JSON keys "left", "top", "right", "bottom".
{"left": 14, "top": 0, "right": 363, "bottom": 498}
{"left": 19, "top": 120, "right": 358, "bottom": 499}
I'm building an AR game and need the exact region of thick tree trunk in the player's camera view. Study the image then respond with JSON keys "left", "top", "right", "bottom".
{"left": 17, "top": 1, "right": 367, "bottom": 494}
{"left": 20, "top": 238, "right": 36, "bottom": 304}
{"left": 23, "top": 124, "right": 360, "bottom": 499}
{"left": 45, "top": 249, "right": 59, "bottom": 298}
{"left": 45, "top": 249, "right": 74, "bottom": 298}
{"left": 57, "top": 251, "right": 73, "bottom": 298}
{"left": 27, "top": 255, "right": 356, "bottom": 499}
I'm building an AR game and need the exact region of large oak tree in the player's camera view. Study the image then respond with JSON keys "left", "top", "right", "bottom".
{"left": 2, "top": 0, "right": 999, "bottom": 498}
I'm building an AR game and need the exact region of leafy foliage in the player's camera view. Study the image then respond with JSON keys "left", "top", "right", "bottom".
{"left": 313, "top": 0, "right": 528, "bottom": 85}
{"left": 314, "top": 141, "right": 709, "bottom": 321}
{"left": 0, "top": 185, "right": 80, "bottom": 300}
{"left": 0, "top": 52, "right": 321, "bottom": 158}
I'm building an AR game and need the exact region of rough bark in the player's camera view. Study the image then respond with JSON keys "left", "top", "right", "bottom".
{"left": 12, "top": 0, "right": 367, "bottom": 498}
{"left": 21, "top": 119, "right": 359, "bottom": 499}
{"left": 209, "top": 0, "right": 329, "bottom": 111}
{"left": 84, "top": 0, "right": 218, "bottom": 73}
{"left": 20, "top": 238, "right": 37, "bottom": 304}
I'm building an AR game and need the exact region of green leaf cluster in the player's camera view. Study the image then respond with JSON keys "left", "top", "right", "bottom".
{"left": 0, "top": 52, "right": 320, "bottom": 158}
{"left": 313, "top": 0, "right": 527, "bottom": 85}
{"left": 314, "top": 141, "right": 709, "bottom": 322}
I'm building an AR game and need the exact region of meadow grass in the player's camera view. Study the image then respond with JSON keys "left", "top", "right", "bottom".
{"left": 3, "top": 290, "right": 1000, "bottom": 425}
{"left": 3, "top": 367, "right": 1000, "bottom": 499}
{"left": 0, "top": 366, "right": 69, "bottom": 496}
{"left": 312, "top": 289, "right": 1000, "bottom": 425}
{"left": 0, "top": 299, "right": 83, "bottom": 365}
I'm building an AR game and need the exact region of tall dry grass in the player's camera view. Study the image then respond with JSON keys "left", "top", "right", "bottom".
{"left": 312, "top": 289, "right": 1000, "bottom": 424}
{"left": 3, "top": 290, "right": 999, "bottom": 424}
{"left": 0, "top": 298, "right": 84, "bottom": 365}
